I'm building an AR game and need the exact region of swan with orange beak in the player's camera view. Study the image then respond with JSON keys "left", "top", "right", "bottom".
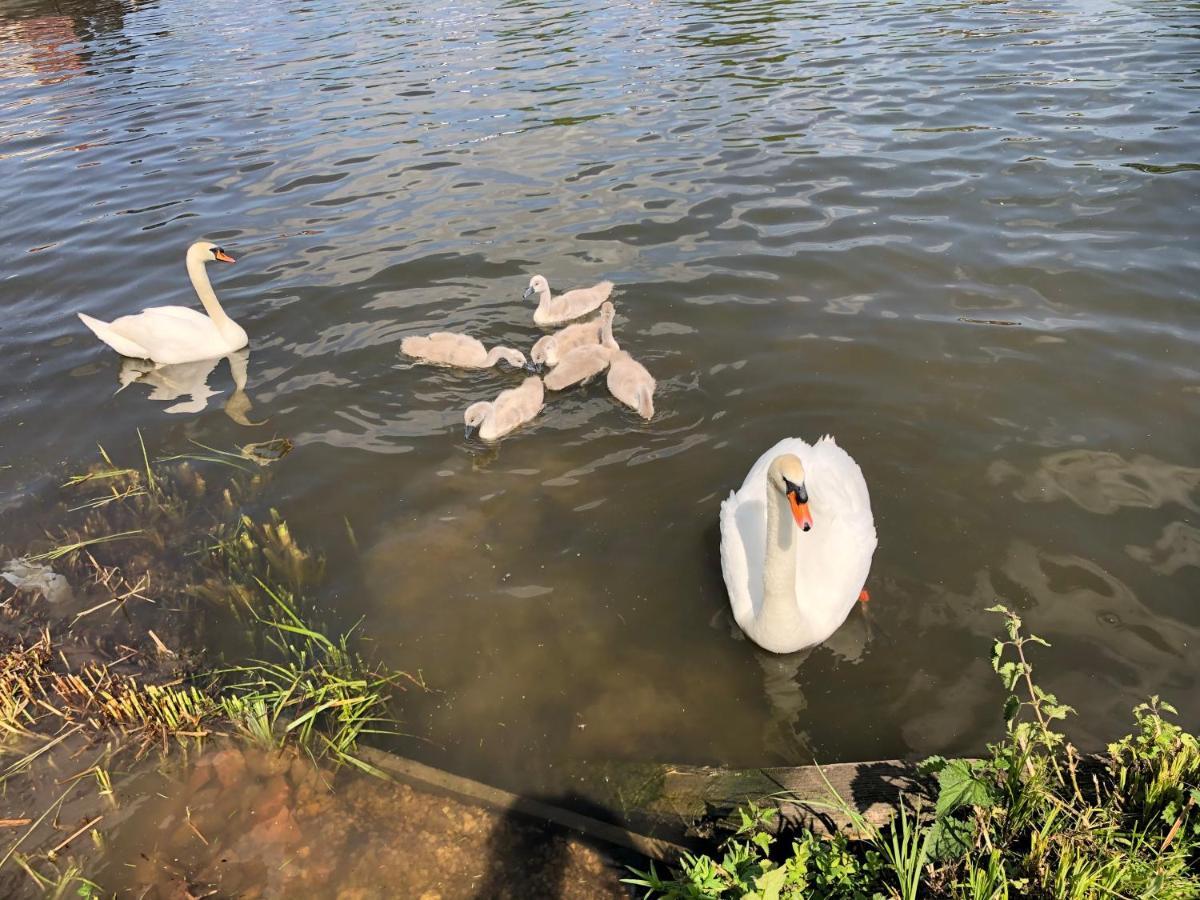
{"left": 720, "top": 437, "right": 876, "bottom": 654}
{"left": 78, "top": 240, "right": 247, "bottom": 365}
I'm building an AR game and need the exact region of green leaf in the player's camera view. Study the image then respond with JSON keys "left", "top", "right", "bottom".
{"left": 927, "top": 815, "right": 974, "bottom": 862}
{"left": 935, "top": 760, "right": 995, "bottom": 818}
{"left": 997, "top": 661, "right": 1021, "bottom": 691}
{"left": 1003, "top": 694, "right": 1020, "bottom": 725}
{"left": 918, "top": 755, "right": 949, "bottom": 775}
{"left": 754, "top": 863, "right": 789, "bottom": 900}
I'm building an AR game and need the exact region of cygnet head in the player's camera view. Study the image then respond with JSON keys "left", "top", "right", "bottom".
{"left": 463, "top": 400, "right": 491, "bottom": 435}
{"left": 490, "top": 346, "right": 530, "bottom": 370}
{"left": 768, "top": 454, "right": 813, "bottom": 532}
{"left": 522, "top": 274, "right": 549, "bottom": 301}
{"left": 531, "top": 335, "right": 557, "bottom": 367}
{"left": 188, "top": 241, "right": 236, "bottom": 265}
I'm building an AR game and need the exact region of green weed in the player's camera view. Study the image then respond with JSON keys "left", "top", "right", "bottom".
{"left": 628, "top": 606, "right": 1200, "bottom": 899}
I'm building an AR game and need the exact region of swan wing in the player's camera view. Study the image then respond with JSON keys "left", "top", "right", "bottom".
{"left": 720, "top": 489, "right": 760, "bottom": 633}
{"left": 96, "top": 307, "right": 226, "bottom": 365}
{"left": 792, "top": 436, "right": 877, "bottom": 642}
{"left": 79, "top": 313, "right": 152, "bottom": 359}
{"left": 403, "top": 332, "right": 485, "bottom": 366}
{"left": 535, "top": 282, "right": 613, "bottom": 325}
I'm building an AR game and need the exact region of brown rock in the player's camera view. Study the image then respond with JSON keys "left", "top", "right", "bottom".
{"left": 247, "top": 806, "right": 301, "bottom": 848}
{"left": 253, "top": 775, "right": 290, "bottom": 819}
{"left": 210, "top": 748, "right": 247, "bottom": 789}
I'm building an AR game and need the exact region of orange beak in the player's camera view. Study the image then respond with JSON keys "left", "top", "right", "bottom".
{"left": 788, "top": 491, "right": 813, "bottom": 532}
{"left": 214, "top": 249, "right": 236, "bottom": 263}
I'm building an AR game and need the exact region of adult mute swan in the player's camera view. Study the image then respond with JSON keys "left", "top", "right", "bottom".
{"left": 523, "top": 274, "right": 613, "bottom": 326}
{"left": 78, "top": 241, "right": 246, "bottom": 365}
{"left": 720, "top": 437, "right": 876, "bottom": 654}
{"left": 464, "top": 376, "right": 545, "bottom": 442}
{"left": 531, "top": 302, "right": 615, "bottom": 367}
{"left": 401, "top": 332, "right": 529, "bottom": 370}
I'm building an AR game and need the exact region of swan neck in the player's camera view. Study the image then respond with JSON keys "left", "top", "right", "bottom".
{"left": 484, "top": 346, "right": 519, "bottom": 368}
{"left": 187, "top": 256, "right": 232, "bottom": 328}
{"left": 760, "top": 484, "right": 801, "bottom": 630}
{"left": 600, "top": 312, "right": 619, "bottom": 350}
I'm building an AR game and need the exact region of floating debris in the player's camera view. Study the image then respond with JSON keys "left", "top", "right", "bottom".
{"left": 1, "top": 559, "right": 73, "bottom": 603}
{"left": 958, "top": 316, "right": 1022, "bottom": 327}
{"left": 240, "top": 437, "right": 294, "bottom": 467}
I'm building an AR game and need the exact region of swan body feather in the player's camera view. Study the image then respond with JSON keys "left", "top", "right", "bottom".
{"left": 401, "top": 332, "right": 526, "bottom": 369}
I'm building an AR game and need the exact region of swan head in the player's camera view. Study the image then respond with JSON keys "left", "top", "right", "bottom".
{"left": 768, "top": 454, "right": 813, "bottom": 532}
{"left": 495, "top": 347, "right": 531, "bottom": 370}
{"left": 532, "top": 335, "right": 557, "bottom": 366}
{"left": 463, "top": 401, "right": 491, "bottom": 436}
{"left": 522, "top": 274, "right": 548, "bottom": 301}
{"left": 188, "top": 241, "right": 236, "bottom": 265}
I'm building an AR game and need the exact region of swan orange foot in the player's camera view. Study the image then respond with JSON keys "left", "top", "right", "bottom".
{"left": 858, "top": 589, "right": 870, "bottom": 604}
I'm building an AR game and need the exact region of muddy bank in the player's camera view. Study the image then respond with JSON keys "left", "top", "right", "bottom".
{"left": 93, "top": 742, "right": 631, "bottom": 899}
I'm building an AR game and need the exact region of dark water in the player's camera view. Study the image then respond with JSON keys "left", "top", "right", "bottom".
{"left": 1, "top": 0, "right": 1197, "bottom": 793}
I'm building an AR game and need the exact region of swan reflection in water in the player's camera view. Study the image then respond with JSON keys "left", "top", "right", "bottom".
{"left": 117, "top": 348, "right": 262, "bottom": 424}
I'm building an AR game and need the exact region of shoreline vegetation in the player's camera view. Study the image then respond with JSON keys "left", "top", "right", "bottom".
{"left": 0, "top": 438, "right": 421, "bottom": 895}
{"left": 3, "top": 440, "right": 1197, "bottom": 898}
{"left": 628, "top": 607, "right": 1200, "bottom": 899}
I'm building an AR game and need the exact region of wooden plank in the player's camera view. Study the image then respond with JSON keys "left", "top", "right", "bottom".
{"left": 651, "top": 761, "right": 933, "bottom": 837}
{"left": 359, "top": 748, "right": 690, "bottom": 862}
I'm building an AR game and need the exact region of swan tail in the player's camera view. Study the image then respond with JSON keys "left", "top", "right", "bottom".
{"left": 78, "top": 313, "right": 151, "bottom": 359}
{"left": 636, "top": 385, "right": 654, "bottom": 420}
{"left": 593, "top": 281, "right": 614, "bottom": 301}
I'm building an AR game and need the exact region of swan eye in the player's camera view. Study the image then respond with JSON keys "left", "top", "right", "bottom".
{"left": 783, "top": 478, "right": 808, "bottom": 504}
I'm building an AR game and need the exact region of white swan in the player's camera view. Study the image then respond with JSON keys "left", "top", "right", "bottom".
{"left": 78, "top": 241, "right": 246, "bottom": 365}
{"left": 531, "top": 302, "right": 615, "bottom": 367}
{"left": 523, "top": 274, "right": 613, "bottom": 326}
{"left": 464, "top": 376, "right": 545, "bottom": 442}
{"left": 401, "top": 332, "right": 528, "bottom": 370}
{"left": 720, "top": 437, "right": 876, "bottom": 654}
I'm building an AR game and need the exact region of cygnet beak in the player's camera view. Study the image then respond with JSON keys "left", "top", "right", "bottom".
{"left": 522, "top": 285, "right": 534, "bottom": 300}
{"left": 524, "top": 361, "right": 541, "bottom": 374}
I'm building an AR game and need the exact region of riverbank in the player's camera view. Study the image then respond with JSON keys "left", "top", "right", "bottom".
{"left": 0, "top": 441, "right": 631, "bottom": 897}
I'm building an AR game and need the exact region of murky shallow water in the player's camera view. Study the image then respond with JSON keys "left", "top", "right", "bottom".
{"left": 1, "top": 0, "right": 1198, "bottom": 796}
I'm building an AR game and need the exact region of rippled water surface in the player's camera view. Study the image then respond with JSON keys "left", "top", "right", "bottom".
{"left": 2, "top": 0, "right": 1197, "bottom": 790}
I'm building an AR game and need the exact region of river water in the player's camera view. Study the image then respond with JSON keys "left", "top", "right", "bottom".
{"left": 1, "top": 0, "right": 1197, "bottom": 794}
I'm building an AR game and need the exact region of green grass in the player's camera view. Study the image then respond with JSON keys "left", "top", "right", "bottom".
{"left": 627, "top": 606, "right": 1200, "bottom": 900}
